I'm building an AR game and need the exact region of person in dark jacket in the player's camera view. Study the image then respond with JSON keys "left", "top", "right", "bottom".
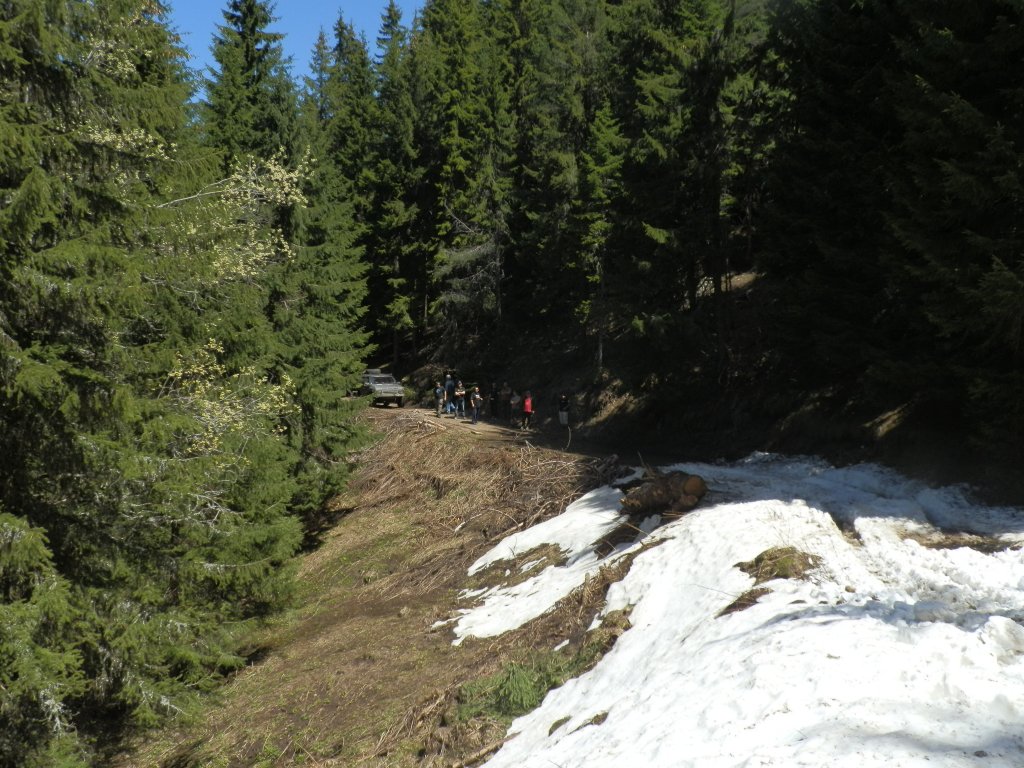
{"left": 454, "top": 380, "right": 467, "bottom": 418}
{"left": 470, "top": 386, "right": 484, "bottom": 424}
{"left": 499, "top": 381, "right": 512, "bottom": 421}
{"left": 444, "top": 374, "right": 456, "bottom": 416}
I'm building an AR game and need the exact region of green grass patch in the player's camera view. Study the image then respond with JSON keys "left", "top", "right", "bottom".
{"left": 457, "top": 640, "right": 611, "bottom": 723}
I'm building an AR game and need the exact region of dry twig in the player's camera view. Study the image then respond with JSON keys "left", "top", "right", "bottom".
{"left": 448, "top": 737, "right": 512, "bottom": 768}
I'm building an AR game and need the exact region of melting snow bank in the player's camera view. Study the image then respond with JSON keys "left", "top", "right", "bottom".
{"left": 447, "top": 454, "right": 1024, "bottom": 767}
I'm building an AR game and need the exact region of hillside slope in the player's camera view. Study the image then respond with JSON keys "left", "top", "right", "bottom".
{"left": 116, "top": 407, "right": 620, "bottom": 767}
{"left": 117, "top": 404, "right": 1024, "bottom": 767}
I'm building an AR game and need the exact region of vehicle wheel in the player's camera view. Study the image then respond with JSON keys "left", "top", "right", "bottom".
{"left": 397, "top": 397, "right": 404, "bottom": 408}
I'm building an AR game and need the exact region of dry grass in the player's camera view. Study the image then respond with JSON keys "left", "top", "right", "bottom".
{"left": 384, "top": 555, "right": 639, "bottom": 768}
{"left": 736, "top": 546, "right": 822, "bottom": 585}
{"left": 718, "top": 587, "right": 771, "bottom": 617}
{"left": 718, "top": 546, "right": 823, "bottom": 617}
{"left": 464, "top": 542, "right": 568, "bottom": 593}
{"left": 114, "top": 407, "right": 627, "bottom": 768}
{"left": 900, "top": 529, "right": 1022, "bottom": 554}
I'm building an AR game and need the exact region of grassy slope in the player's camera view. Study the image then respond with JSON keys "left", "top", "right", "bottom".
{"left": 115, "top": 409, "right": 618, "bottom": 768}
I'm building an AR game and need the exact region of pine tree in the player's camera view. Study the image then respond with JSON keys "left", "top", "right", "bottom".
{"left": 365, "top": 0, "right": 421, "bottom": 366}
{"left": 284, "top": 27, "right": 372, "bottom": 521}
{"left": 203, "top": 0, "right": 297, "bottom": 169}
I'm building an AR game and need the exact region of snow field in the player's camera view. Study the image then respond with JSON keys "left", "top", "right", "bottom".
{"left": 445, "top": 456, "right": 1024, "bottom": 767}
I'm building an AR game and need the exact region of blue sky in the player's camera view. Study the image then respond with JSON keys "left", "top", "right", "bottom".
{"left": 167, "top": 0, "right": 422, "bottom": 81}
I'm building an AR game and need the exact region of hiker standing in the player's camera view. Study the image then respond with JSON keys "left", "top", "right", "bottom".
{"left": 521, "top": 391, "right": 534, "bottom": 429}
{"left": 470, "top": 386, "right": 484, "bottom": 424}
{"left": 444, "top": 374, "right": 456, "bottom": 416}
{"left": 508, "top": 390, "right": 521, "bottom": 425}
{"left": 433, "top": 381, "right": 445, "bottom": 417}
{"left": 454, "top": 380, "right": 467, "bottom": 418}
{"left": 558, "top": 393, "right": 570, "bottom": 426}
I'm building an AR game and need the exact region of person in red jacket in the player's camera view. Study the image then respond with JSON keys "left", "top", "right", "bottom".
{"left": 521, "top": 390, "right": 534, "bottom": 430}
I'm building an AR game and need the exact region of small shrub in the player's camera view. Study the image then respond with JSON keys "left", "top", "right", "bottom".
{"left": 496, "top": 663, "right": 545, "bottom": 715}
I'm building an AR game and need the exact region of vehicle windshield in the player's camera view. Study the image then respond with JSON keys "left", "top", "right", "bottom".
{"left": 372, "top": 375, "right": 396, "bottom": 384}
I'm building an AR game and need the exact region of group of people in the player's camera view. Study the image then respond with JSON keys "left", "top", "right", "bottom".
{"left": 433, "top": 376, "right": 486, "bottom": 424}
{"left": 432, "top": 375, "right": 540, "bottom": 429}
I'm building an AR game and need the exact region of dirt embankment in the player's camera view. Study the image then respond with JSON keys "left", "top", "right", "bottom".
{"left": 118, "top": 406, "right": 625, "bottom": 768}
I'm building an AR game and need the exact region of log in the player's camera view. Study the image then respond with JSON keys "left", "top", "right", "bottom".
{"left": 620, "top": 471, "right": 707, "bottom": 516}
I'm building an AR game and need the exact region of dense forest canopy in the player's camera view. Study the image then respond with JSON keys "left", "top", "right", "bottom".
{"left": 1, "top": 0, "right": 1021, "bottom": 764}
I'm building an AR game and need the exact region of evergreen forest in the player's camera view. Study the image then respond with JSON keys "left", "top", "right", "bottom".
{"left": 1, "top": 0, "right": 1022, "bottom": 764}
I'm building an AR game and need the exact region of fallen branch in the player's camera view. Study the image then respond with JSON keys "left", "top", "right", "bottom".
{"left": 449, "top": 736, "right": 512, "bottom": 768}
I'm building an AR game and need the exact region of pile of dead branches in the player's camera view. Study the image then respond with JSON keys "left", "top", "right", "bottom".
{"left": 344, "top": 410, "right": 616, "bottom": 543}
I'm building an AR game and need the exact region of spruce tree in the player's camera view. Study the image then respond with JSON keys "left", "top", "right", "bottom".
{"left": 0, "top": 513, "right": 84, "bottom": 766}
{"left": 1, "top": 0, "right": 314, "bottom": 759}
{"left": 757, "top": 0, "right": 905, "bottom": 383}
{"left": 501, "top": 0, "right": 609, "bottom": 345}
{"left": 365, "top": 0, "right": 421, "bottom": 366}
{"left": 718, "top": 0, "right": 775, "bottom": 276}
{"left": 1, "top": 0, "right": 239, "bottom": 759}
{"left": 607, "top": 0, "right": 727, "bottom": 351}
{"left": 576, "top": 99, "right": 627, "bottom": 372}
{"left": 411, "top": 0, "right": 507, "bottom": 362}
{"left": 284, "top": 27, "right": 372, "bottom": 521}
{"left": 326, "top": 17, "right": 377, "bottom": 206}
{"left": 203, "top": 0, "right": 297, "bottom": 169}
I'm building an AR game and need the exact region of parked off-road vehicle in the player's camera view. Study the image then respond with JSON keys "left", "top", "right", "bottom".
{"left": 357, "top": 369, "right": 405, "bottom": 407}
